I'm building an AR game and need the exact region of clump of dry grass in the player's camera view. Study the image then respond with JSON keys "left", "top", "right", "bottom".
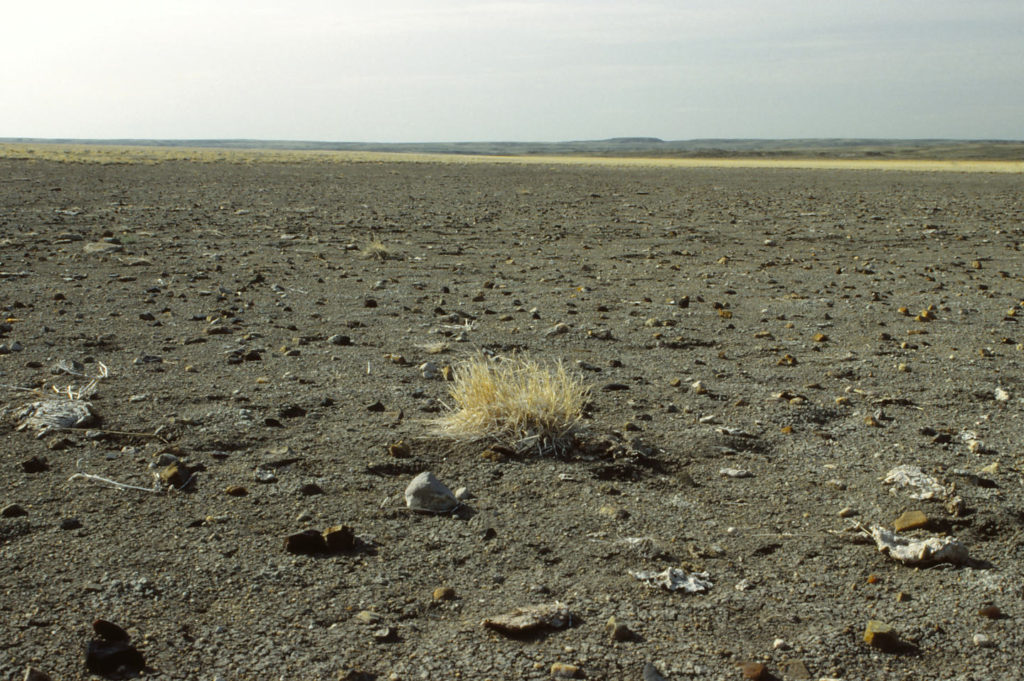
{"left": 431, "top": 354, "right": 589, "bottom": 455}
{"left": 362, "top": 236, "right": 395, "bottom": 261}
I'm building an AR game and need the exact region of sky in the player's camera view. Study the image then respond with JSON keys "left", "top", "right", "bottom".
{"left": 3, "top": 0, "right": 1023, "bottom": 142}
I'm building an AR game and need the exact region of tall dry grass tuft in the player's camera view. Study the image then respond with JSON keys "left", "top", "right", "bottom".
{"left": 431, "top": 354, "right": 589, "bottom": 455}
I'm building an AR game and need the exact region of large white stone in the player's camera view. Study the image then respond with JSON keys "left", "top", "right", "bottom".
{"left": 404, "top": 471, "right": 458, "bottom": 513}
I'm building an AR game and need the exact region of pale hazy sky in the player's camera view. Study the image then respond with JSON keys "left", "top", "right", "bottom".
{"left": 4, "top": 0, "right": 1023, "bottom": 142}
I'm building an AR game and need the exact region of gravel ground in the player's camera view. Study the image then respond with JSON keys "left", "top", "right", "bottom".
{"left": 1, "top": 157, "right": 1022, "bottom": 680}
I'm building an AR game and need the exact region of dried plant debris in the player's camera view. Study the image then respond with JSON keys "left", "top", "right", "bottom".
{"left": 882, "top": 465, "right": 950, "bottom": 500}
{"left": 14, "top": 399, "right": 96, "bottom": 437}
{"left": 630, "top": 568, "right": 713, "bottom": 593}
{"left": 482, "top": 602, "right": 572, "bottom": 635}
{"left": 869, "top": 526, "right": 971, "bottom": 566}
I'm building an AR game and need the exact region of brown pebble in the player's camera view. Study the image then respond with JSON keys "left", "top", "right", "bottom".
{"left": 387, "top": 440, "right": 411, "bottom": 458}
{"left": 159, "top": 463, "right": 190, "bottom": 488}
{"left": 893, "top": 510, "right": 928, "bottom": 532}
{"left": 978, "top": 605, "right": 1002, "bottom": 619}
{"left": 863, "top": 620, "right": 899, "bottom": 650}
{"left": 550, "top": 662, "right": 581, "bottom": 678}
{"left": 323, "top": 525, "right": 355, "bottom": 552}
{"left": 223, "top": 485, "right": 248, "bottom": 497}
{"left": 284, "top": 529, "right": 327, "bottom": 555}
{"left": 740, "top": 661, "right": 767, "bottom": 680}
{"left": 433, "top": 586, "right": 456, "bottom": 602}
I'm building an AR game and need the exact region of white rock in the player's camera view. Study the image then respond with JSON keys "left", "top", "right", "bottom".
{"left": 994, "top": 387, "right": 1010, "bottom": 402}
{"left": 629, "top": 568, "right": 712, "bottom": 593}
{"left": 419, "top": 361, "right": 439, "bottom": 379}
{"left": 404, "top": 471, "right": 458, "bottom": 513}
{"left": 973, "top": 633, "right": 994, "bottom": 648}
{"left": 882, "top": 465, "right": 949, "bottom": 500}
{"left": 719, "top": 468, "right": 753, "bottom": 478}
{"left": 869, "top": 525, "right": 970, "bottom": 566}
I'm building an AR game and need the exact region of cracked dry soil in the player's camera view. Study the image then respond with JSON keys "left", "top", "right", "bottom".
{"left": 1, "top": 157, "right": 1023, "bottom": 680}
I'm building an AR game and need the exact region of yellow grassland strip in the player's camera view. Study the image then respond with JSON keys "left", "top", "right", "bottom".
{"left": 1, "top": 142, "right": 1020, "bottom": 173}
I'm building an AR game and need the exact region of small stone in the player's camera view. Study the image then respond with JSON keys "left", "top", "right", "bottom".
{"left": 892, "top": 510, "right": 928, "bottom": 532}
{"left": 372, "top": 626, "right": 398, "bottom": 642}
{"left": 978, "top": 605, "right": 1002, "bottom": 619}
{"left": 691, "top": 380, "right": 708, "bottom": 394}
{"left": 994, "top": 387, "right": 1010, "bottom": 402}
{"left": 404, "top": 471, "right": 458, "bottom": 513}
{"left": 328, "top": 334, "right": 352, "bottom": 346}
{"left": 605, "top": 616, "right": 634, "bottom": 641}
{"left": 419, "top": 361, "right": 439, "bottom": 379}
{"left": 253, "top": 468, "right": 277, "bottom": 483}
{"left": 388, "top": 440, "right": 411, "bottom": 458}
{"left": 863, "top": 620, "right": 899, "bottom": 650}
{"left": 778, "top": 659, "right": 811, "bottom": 679}
{"left": 740, "top": 662, "right": 767, "bottom": 680}
{"left": 433, "top": 586, "right": 456, "bottom": 601}
{"left": 720, "top": 468, "right": 753, "bottom": 478}
{"left": 92, "top": 619, "right": 130, "bottom": 642}
{"left": 973, "top": 633, "right": 994, "bottom": 648}
{"left": 86, "top": 639, "right": 145, "bottom": 676}
{"left": 323, "top": 525, "right": 355, "bottom": 552}
{"left": 354, "top": 610, "right": 382, "bottom": 624}
{"left": 159, "top": 463, "right": 190, "bottom": 488}
{"left": 546, "top": 322, "right": 570, "bottom": 336}
{"left": 838, "top": 507, "right": 857, "bottom": 518}
{"left": 598, "top": 505, "right": 629, "bottom": 520}
{"left": 642, "top": 663, "right": 669, "bottom": 681}
{"left": 550, "top": 662, "right": 580, "bottom": 678}
{"left": 284, "top": 530, "right": 328, "bottom": 555}
{"left": 21, "top": 456, "right": 50, "bottom": 473}
{"left": 224, "top": 485, "right": 248, "bottom": 497}
{"left": 813, "top": 333, "right": 829, "bottom": 342}
{"left": 60, "top": 518, "right": 82, "bottom": 530}
{"left": 1, "top": 503, "right": 28, "bottom": 518}
{"left": 22, "top": 667, "right": 53, "bottom": 681}
{"left": 365, "top": 400, "right": 386, "bottom": 412}
{"left": 299, "top": 482, "right": 324, "bottom": 496}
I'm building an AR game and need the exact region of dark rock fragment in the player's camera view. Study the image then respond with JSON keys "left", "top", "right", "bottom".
{"left": 284, "top": 529, "right": 328, "bottom": 555}
{"left": 21, "top": 456, "right": 50, "bottom": 473}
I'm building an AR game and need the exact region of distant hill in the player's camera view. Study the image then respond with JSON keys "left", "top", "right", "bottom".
{"left": 3, "top": 137, "right": 1022, "bottom": 161}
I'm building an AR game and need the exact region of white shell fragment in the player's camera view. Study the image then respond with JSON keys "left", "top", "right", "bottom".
{"left": 630, "top": 568, "right": 713, "bottom": 593}
{"left": 882, "top": 465, "right": 949, "bottom": 500}
{"left": 719, "top": 468, "right": 754, "bottom": 478}
{"left": 14, "top": 399, "right": 95, "bottom": 437}
{"left": 404, "top": 471, "right": 458, "bottom": 513}
{"left": 869, "top": 526, "right": 970, "bottom": 566}
{"left": 482, "top": 602, "right": 572, "bottom": 634}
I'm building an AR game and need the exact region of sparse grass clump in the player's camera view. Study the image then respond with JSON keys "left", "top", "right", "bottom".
{"left": 362, "top": 236, "right": 394, "bottom": 261}
{"left": 431, "top": 354, "right": 589, "bottom": 455}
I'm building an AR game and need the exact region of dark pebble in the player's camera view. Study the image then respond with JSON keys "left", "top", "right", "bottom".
{"left": 285, "top": 530, "right": 327, "bottom": 555}
{"left": 299, "top": 482, "right": 324, "bottom": 496}
{"left": 92, "top": 619, "right": 130, "bottom": 641}
{"left": 85, "top": 639, "right": 145, "bottom": 675}
{"left": 279, "top": 404, "right": 307, "bottom": 418}
{"left": 21, "top": 456, "right": 50, "bottom": 473}
{"left": 1, "top": 503, "right": 28, "bottom": 518}
{"left": 323, "top": 525, "right": 355, "bottom": 552}
{"left": 60, "top": 518, "right": 82, "bottom": 530}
